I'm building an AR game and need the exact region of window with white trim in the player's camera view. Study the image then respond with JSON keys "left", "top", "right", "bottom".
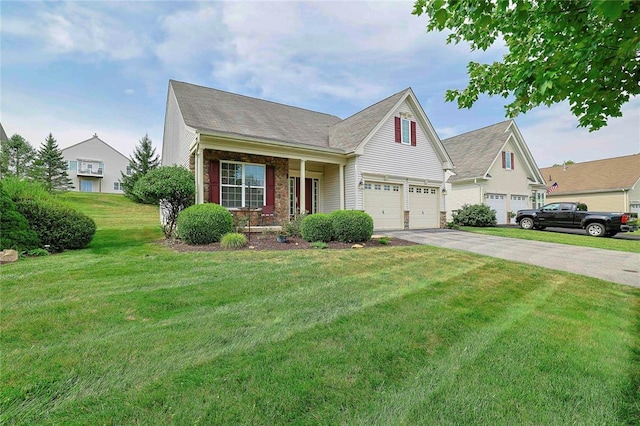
{"left": 504, "top": 150, "right": 513, "bottom": 170}
{"left": 114, "top": 181, "right": 121, "bottom": 191}
{"left": 220, "top": 161, "right": 265, "bottom": 208}
{"left": 401, "top": 118, "right": 411, "bottom": 145}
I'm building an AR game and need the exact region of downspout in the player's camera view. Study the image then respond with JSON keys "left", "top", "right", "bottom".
{"left": 195, "top": 132, "right": 204, "bottom": 204}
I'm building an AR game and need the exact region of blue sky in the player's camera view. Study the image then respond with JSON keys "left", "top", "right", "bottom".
{"left": 1, "top": 0, "right": 638, "bottom": 168}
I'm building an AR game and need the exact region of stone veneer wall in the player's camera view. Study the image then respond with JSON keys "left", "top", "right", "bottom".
{"left": 197, "top": 150, "right": 290, "bottom": 225}
{"left": 440, "top": 211, "right": 447, "bottom": 228}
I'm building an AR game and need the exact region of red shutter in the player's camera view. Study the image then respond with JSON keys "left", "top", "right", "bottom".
{"left": 501, "top": 151, "right": 506, "bottom": 169}
{"left": 410, "top": 121, "right": 417, "bottom": 146}
{"left": 265, "top": 165, "right": 275, "bottom": 207}
{"left": 394, "top": 117, "right": 401, "bottom": 143}
{"left": 510, "top": 153, "right": 515, "bottom": 170}
{"left": 209, "top": 160, "right": 220, "bottom": 204}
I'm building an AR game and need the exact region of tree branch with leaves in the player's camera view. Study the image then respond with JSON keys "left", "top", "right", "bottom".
{"left": 412, "top": 0, "right": 640, "bottom": 130}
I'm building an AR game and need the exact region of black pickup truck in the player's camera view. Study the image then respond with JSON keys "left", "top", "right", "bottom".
{"left": 515, "top": 202, "right": 638, "bottom": 237}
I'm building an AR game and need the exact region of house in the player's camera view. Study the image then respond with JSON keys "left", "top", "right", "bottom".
{"left": 0, "top": 123, "right": 8, "bottom": 142}
{"left": 161, "top": 80, "right": 453, "bottom": 230}
{"left": 62, "top": 134, "right": 131, "bottom": 193}
{"left": 442, "top": 120, "right": 547, "bottom": 224}
{"left": 540, "top": 155, "right": 640, "bottom": 214}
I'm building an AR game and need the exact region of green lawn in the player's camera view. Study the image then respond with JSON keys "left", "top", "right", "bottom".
{"left": 2, "top": 194, "right": 639, "bottom": 424}
{"left": 461, "top": 225, "right": 640, "bottom": 253}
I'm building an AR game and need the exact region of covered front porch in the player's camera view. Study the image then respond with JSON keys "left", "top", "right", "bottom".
{"left": 190, "top": 133, "right": 347, "bottom": 227}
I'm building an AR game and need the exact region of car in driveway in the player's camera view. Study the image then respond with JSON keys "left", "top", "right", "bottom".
{"left": 515, "top": 202, "right": 638, "bottom": 237}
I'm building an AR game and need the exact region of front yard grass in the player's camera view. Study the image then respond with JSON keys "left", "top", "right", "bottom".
{"left": 461, "top": 225, "right": 640, "bottom": 253}
{"left": 2, "top": 194, "right": 639, "bottom": 424}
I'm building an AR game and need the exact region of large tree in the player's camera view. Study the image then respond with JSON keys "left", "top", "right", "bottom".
{"left": 32, "top": 133, "right": 73, "bottom": 193}
{"left": 412, "top": 0, "right": 640, "bottom": 130}
{"left": 121, "top": 134, "right": 161, "bottom": 203}
{"left": 0, "top": 134, "right": 35, "bottom": 179}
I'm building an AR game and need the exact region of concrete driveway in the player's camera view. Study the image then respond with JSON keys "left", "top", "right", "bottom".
{"left": 387, "top": 229, "right": 640, "bottom": 288}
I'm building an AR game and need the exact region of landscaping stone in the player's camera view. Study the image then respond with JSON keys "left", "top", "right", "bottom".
{"left": 0, "top": 250, "right": 19, "bottom": 264}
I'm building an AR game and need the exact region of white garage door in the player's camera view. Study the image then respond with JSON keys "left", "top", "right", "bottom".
{"left": 364, "top": 182, "right": 403, "bottom": 230}
{"left": 630, "top": 203, "right": 640, "bottom": 215}
{"left": 486, "top": 193, "right": 507, "bottom": 224}
{"left": 510, "top": 195, "right": 529, "bottom": 224}
{"left": 409, "top": 186, "right": 439, "bottom": 228}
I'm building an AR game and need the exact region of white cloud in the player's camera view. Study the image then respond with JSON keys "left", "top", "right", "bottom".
{"left": 1, "top": 1, "right": 146, "bottom": 63}
{"left": 518, "top": 98, "right": 640, "bottom": 167}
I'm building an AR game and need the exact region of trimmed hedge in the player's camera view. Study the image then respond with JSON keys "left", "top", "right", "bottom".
{"left": 177, "top": 203, "right": 233, "bottom": 244}
{"left": 330, "top": 210, "right": 374, "bottom": 243}
{"left": 0, "top": 182, "right": 40, "bottom": 251}
{"left": 452, "top": 204, "right": 497, "bottom": 227}
{"left": 16, "top": 199, "right": 96, "bottom": 252}
{"left": 300, "top": 213, "right": 334, "bottom": 242}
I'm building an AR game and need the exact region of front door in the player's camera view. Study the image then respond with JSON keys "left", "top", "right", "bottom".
{"left": 290, "top": 177, "right": 318, "bottom": 215}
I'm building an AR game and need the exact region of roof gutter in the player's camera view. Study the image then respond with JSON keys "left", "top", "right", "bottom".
{"left": 197, "top": 129, "right": 346, "bottom": 156}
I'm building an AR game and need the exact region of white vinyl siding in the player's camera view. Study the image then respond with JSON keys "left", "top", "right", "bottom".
{"left": 358, "top": 101, "right": 444, "bottom": 183}
{"left": 344, "top": 159, "right": 358, "bottom": 211}
{"left": 322, "top": 164, "right": 341, "bottom": 212}
{"left": 162, "top": 85, "right": 196, "bottom": 168}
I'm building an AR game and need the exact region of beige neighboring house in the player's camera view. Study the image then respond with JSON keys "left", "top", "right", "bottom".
{"left": 62, "top": 134, "right": 131, "bottom": 193}
{"left": 442, "top": 120, "right": 547, "bottom": 224}
{"left": 162, "top": 80, "right": 454, "bottom": 230}
{"left": 540, "top": 154, "right": 640, "bottom": 214}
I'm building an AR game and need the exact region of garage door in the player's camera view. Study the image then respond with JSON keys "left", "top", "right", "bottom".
{"left": 510, "top": 195, "right": 529, "bottom": 224}
{"left": 364, "top": 182, "right": 403, "bottom": 230}
{"left": 409, "top": 186, "right": 439, "bottom": 228}
{"left": 486, "top": 193, "right": 507, "bottom": 224}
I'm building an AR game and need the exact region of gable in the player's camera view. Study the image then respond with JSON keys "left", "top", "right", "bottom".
{"left": 443, "top": 120, "right": 545, "bottom": 185}
{"left": 62, "top": 137, "right": 129, "bottom": 163}
{"left": 356, "top": 99, "right": 448, "bottom": 182}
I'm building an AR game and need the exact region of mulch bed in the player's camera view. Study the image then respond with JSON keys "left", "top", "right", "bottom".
{"left": 165, "top": 234, "right": 418, "bottom": 252}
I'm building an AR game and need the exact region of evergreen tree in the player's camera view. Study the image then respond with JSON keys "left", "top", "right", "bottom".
{"left": 32, "top": 133, "right": 73, "bottom": 193}
{"left": 121, "top": 134, "right": 160, "bottom": 203}
{"left": 0, "top": 134, "right": 35, "bottom": 179}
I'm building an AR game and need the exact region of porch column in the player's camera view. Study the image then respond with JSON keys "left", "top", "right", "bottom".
{"left": 339, "top": 164, "right": 345, "bottom": 210}
{"left": 299, "top": 159, "right": 306, "bottom": 214}
{"left": 196, "top": 147, "right": 204, "bottom": 204}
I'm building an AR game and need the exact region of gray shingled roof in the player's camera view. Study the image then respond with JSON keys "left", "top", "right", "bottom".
{"left": 442, "top": 120, "right": 512, "bottom": 181}
{"left": 329, "top": 89, "right": 409, "bottom": 151}
{"left": 171, "top": 80, "right": 343, "bottom": 150}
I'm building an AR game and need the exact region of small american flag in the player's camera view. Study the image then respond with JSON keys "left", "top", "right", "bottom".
{"left": 547, "top": 182, "right": 558, "bottom": 194}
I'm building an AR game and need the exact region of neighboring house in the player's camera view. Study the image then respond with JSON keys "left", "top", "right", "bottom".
{"left": 540, "top": 154, "right": 640, "bottom": 214}
{"left": 62, "top": 134, "right": 131, "bottom": 193}
{"left": 162, "top": 80, "right": 453, "bottom": 230}
{"left": 442, "top": 120, "right": 547, "bottom": 224}
{"left": 0, "top": 123, "right": 8, "bottom": 142}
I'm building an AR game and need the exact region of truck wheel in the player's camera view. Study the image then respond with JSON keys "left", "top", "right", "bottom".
{"left": 586, "top": 223, "right": 605, "bottom": 237}
{"left": 519, "top": 217, "right": 534, "bottom": 230}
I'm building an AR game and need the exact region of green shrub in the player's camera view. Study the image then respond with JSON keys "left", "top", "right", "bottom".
{"left": 452, "top": 204, "right": 497, "bottom": 227}
{"left": 283, "top": 213, "right": 305, "bottom": 238}
{"left": 0, "top": 181, "right": 41, "bottom": 251}
{"left": 378, "top": 237, "right": 389, "bottom": 245}
{"left": 220, "top": 232, "right": 248, "bottom": 249}
{"left": 300, "top": 213, "right": 334, "bottom": 242}
{"left": 311, "top": 241, "right": 328, "bottom": 249}
{"left": 16, "top": 199, "right": 96, "bottom": 252}
{"left": 1, "top": 177, "right": 50, "bottom": 202}
{"left": 330, "top": 210, "right": 374, "bottom": 243}
{"left": 177, "top": 203, "right": 233, "bottom": 244}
